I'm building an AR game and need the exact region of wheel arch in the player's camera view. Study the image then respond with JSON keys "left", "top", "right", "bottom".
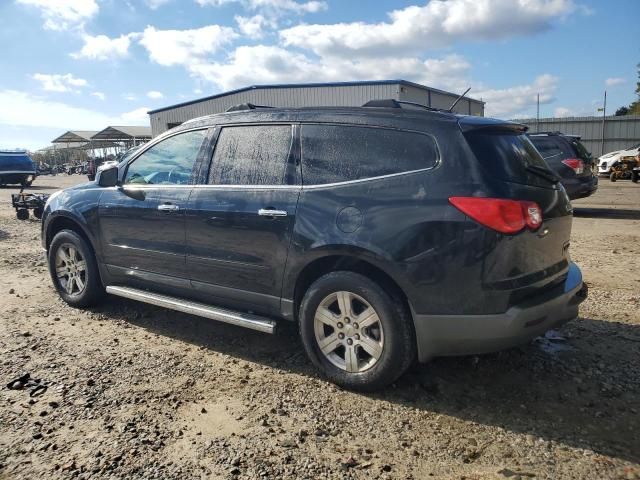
{"left": 292, "top": 253, "right": 414, "bottom": 327}
{"left": 45, "top": 213, "right": 98, "bottom": 259}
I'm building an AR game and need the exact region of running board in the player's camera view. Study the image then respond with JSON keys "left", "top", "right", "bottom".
{"left": 105, "top": 286, "right": 276, "bottom": 334}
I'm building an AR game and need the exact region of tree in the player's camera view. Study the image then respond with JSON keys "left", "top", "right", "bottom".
{"left": 616, "top": 106, "right": 629, "bottom": 116}
{"left": 627, "top": 63, "right": 640, "bottom": 115}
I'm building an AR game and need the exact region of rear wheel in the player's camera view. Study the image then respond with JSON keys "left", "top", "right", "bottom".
{"left": 48, "top": 230, "right": 103, "bottom": 307}
{"left": 299, "top": 271, "right": 416, "bottom": 391}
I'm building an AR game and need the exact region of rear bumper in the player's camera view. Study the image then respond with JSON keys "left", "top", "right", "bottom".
{"left": 413, "top": 262, "right": 587, "bottom": 362}
{"left": 563, "top": 176, "right": 598, "bottom": 200}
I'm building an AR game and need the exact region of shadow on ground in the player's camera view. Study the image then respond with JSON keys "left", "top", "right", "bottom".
{"left": 91, "top": 297, "right": 640, "bottom": 464}
{"left": 573, "top": 207, "right": 640, "bottom": 220}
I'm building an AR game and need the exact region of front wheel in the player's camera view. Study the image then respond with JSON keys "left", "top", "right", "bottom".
{"left": 48, "top": 230, "right": 103, "bottom": 307}
{"left": 299, "top": 271, "right": 416, "bottom": 391}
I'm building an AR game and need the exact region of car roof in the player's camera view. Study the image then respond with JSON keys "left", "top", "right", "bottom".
{"left": 166, "top": 105, "right": 522, "bottom": 139}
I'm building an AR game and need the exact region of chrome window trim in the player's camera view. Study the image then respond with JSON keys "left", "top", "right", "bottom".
{"left": 116, "top": 166, "right": 432, "bottom": 191}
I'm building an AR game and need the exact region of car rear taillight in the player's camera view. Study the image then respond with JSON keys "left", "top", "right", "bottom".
{"left": 449, "top": 197, "right": 543, "bottom": 234}
{"left": 562, "top": 158, "right": 584, "bottom": 174}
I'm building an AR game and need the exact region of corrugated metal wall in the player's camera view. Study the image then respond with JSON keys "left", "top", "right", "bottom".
{"left": 513, "top": 115, "right": 640, "bottom": 156}
{"left": 150, "top": 83, "right": 485, "bottom": 136}
{"left": 399, "top": 84, "right": 484, "bottom": 116}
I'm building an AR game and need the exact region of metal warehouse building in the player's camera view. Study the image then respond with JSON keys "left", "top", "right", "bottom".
{"left": 148, "top": 80, "right": 485, "bottom": 137}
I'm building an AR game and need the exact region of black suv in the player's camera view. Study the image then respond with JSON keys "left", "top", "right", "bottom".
{"left": 42, "top": 103, "right": 587, "bottom": 390}
{"left": 527, "top": 132, "right": 598, "bottom": 200}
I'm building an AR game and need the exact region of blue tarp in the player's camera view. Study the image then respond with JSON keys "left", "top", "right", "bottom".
{"left": 0, "top": 151, "right": 36, "bottom": 172}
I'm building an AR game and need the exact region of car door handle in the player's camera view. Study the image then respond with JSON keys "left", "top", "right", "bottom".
{"left": 258, "top": 208, "right": 287, "bottom": 217}
{"left": 158, "top": 204, "right": 180, "bottom": 212}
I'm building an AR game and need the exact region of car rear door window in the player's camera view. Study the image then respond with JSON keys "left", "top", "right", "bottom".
{"left": 300, "top": 124, "right": 439, "bottom": 185}
{"left": 208, "top": 125, "right": 293, "bottom": 185}
{"left": 124, "top": 130, "right": 206, "bottom": 185}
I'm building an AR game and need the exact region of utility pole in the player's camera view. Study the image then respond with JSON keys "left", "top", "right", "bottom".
{"left": 536, "top": 93, "right": 540, "bottom": 132}
{"left": 600, "top": 90, "right": 607, "bottom": 156}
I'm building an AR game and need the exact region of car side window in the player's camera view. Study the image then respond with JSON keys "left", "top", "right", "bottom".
{"left": 124, "top": 130, "right": 207, "bottom": 185}
{"left": 300, "top": 124, "right": 439, "bottom": 185}
{"left": 208, "top": 125, "right": 293, "bottom": 186}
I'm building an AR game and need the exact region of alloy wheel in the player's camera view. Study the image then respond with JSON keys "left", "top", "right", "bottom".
{"left": 55, "top": 243, "right": 87, "bottom": 296}
{"left": 313, "top": 291, "right": 385, "bottom": 373}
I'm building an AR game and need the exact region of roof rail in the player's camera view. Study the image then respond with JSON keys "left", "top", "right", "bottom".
{"left": 528, "top": 131, "right": 582, "bottom": 140}
{"left": 225, "top": 103, "right": 274, "bottom": 112}
{"left": 362, "top": 99, "right": 444, "bottom": 112}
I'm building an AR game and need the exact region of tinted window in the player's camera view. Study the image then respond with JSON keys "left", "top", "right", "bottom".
{"left": 568, "top": 138, "right": 592, "bottom": 161}
{"left": 465, "top": 131, "right": 553, "bottom": 187}
{"left": 124, "top": 130, "right": 206, "bottom": 185}
{"left": 209, "top": 125, "right": 292, "bottom": 185}
{"left": 301, "top": 125, "right": 438, "bottom": 185}
{"left": 528, "top": 136, "right": 572, "bottom": 165}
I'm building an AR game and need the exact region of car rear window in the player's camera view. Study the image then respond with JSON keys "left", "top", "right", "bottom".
{"left": 528, "top": 136, "right": 573, "bottom": 165}
{"left": 567, "top": 138, "right": 592, "bottom": 161}
{"left": 301, "top": 124, "right": 439, "bottom": 185}
{"left": 464, "top": 130, "right": 554, "bottom": 187}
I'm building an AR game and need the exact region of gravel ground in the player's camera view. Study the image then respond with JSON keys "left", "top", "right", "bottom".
{"left": 1, "top": 175, "right": 639, "bottom": 480}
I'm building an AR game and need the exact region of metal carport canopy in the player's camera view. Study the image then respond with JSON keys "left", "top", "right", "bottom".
{"left": 91, "top": 126, "right": 152, "bottom": 142}
{"left": 51, "top": 131, "right": 99, "bottom": 144}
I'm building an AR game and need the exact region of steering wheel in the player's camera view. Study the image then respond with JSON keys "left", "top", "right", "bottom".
{"left": 166, "top": 167, "right": 178, "bottom": 184}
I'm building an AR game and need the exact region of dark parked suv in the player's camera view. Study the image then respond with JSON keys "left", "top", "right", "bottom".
{"left": 42, "top": 103, "right": 587, "bottom": 390}
{"left": 527, "top": 132, "right": 598, "bottom": 200}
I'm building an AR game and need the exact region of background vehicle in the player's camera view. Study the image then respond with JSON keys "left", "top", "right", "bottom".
{"left": 0, "top": 150, "right": 37, "bottom": 187}
{"left": 528, "top": 132, "right": 598, "bottom": 200}
{"left": 610, "top": 154, "right": 640, "bottom": 182}
{"left": 598, "top": 143, "right": 640, "bottom": 176}
{"left": 42, "top": 103, "right": 586, "bottom": 390}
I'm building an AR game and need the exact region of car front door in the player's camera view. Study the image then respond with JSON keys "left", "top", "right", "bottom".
{"left": 185, "top": 124, "right": 300, "bottom": 316}
{"left": 98, "top": 129, "right": 209, "bottom": 290}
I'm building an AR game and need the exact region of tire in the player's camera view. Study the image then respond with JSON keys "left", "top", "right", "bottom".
{"left": 16, "top": 209, "right": 29, "bottom": 220}
{"left": 299, "top": 271, "right": 416, "bottom": 391}
{"left": 33, "top": 207, "right": 43, "bottom": 220}
{"left": 48, "top": 229, "right": 104, "bottom": 308}
{"left": 610, "top": 173, "right": 617, "bottom": 182}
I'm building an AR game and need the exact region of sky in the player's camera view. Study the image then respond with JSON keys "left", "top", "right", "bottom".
{"left": 0, "top": 0, "right": 638, "bottom": 151}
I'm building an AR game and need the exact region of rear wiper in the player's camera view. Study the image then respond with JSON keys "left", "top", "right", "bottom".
{"left": 526, "top": 164, "right": 560, "bottom": 184}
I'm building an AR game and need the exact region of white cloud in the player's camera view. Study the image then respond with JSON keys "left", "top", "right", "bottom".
{"left": 147, "top": 90, "right": 164, "bottom": 99}
{"left": 196, "top": 0, "right": 326, "bottom": 15}
{"left": 123, "top": 93, "right": 138, "bottom": 101}
{"left": 71, "top": 33, "right": 139, "bottom": 60}
{"left": 146, "top": 0, "right": 172, "bottom": 8}
{"left": 605, "top": 77, "right": 625, "bottom": 87}
{"left": 235, "top": 14, "right": 273, "bottom": 38}
{"left": 91, "top": 91, "right": 106, "bottom": 101}
{"left": 16, "top": 0, "right": 98, "bottom": 31}
{"left": 477, "top": 74, "right": 559, "bottom": 118}
{"left": 139, "top": 25, "right": 237, "bottom": 67}
{"left": 554, "top": 107, "right": 573, "bottom": 117}
{"left": 0, "top": 90, "right": 148, "bottom": 132}
{"left": 281, "top": 0, "right": 576, "bottom": 58}
{"left": 32, "top": 73, "right": 88, "bottom": 92}
{"left": 121, "top": 107, "right": 151, "bottom": 123}
{"left": 187, "top": 44, "right": 471, "bottom": 93}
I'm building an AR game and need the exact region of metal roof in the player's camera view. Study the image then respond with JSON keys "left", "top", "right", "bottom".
{"left": 91, "top": 126, "right": 152, "bottom": 141}
{"left": 52, "top": 130, "right": 99, "bottom": 143}
{"left": 148, "top": 79, "right": 485, "bottom": 115}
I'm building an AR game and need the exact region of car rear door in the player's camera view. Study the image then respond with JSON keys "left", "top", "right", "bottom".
{"left": 98, "top": 129, "right": 209, "bottom": 290}
{"left": 185, "top": 124, "right": 301, "bottom": 316}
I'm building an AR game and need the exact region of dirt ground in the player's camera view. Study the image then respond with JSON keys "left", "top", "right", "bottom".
{"left": 1, "top": 175, "right": 639, "bottom": 480}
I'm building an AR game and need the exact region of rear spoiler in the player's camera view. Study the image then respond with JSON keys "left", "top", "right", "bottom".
{"left": 458, "top": 116, "right": 528, "bottom": 134}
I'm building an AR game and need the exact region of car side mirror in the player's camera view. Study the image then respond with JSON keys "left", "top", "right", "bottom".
{"left": 97, "top": 164, "right": 119, "bottom": 187}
